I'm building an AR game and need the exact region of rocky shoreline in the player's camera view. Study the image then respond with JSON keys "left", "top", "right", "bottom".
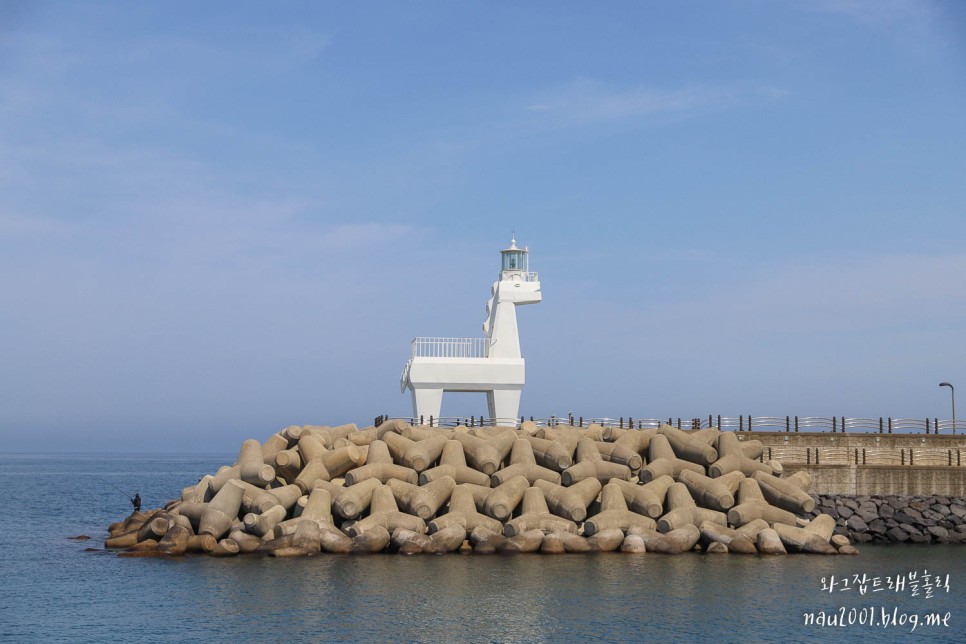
{"left": 809, "top": 494, "right": 966, "bottom": 544}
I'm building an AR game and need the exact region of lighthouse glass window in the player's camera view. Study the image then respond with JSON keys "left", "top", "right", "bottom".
{"left": 503, "top": 251, "right": 523, "bottom": 272}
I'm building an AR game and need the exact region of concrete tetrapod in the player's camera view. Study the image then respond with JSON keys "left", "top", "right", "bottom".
{"left": 523, "top": 435, "right": 574, "bottom": 471}
{"left": 537, "top": 427, "right": 582, "bottom": 456}
{"left": 607, "top": 477, "right": 674, "bottom": 519}
{"left": 391, "top": 527, "right": 433, "bottom": 554}
{"left": 469, "top": 526, "right": 507, "bottom": 554}
{"left": 481, "top": 475, "right": 529, "bottom": 521}
{"left": 272, "top": 488, "right": 335, "bottom": 537}
{"left": 490, "top": 439, "right": 561, "bottom": 486}
{"left": 533, "top": 478, "right": 602, "bottom": 523}
{"left": 344, "top": 485, "right": 426, "bottom": 538}
{"left": 582, "top": 483, "right": 657, "bottom": 536}
{"left": 587, "top": 528, "right": 625, "bottom": 552}
{"left": 698, "top": 520, "right": 757, "bottom": 554}
{"left": 657, "top": 482, "right": 727, "bottom": 533}
{"left": 297, "top": 433, "right": 328, "bottom": 463}
{"left": 640, "top": 435, "right": 706, "bottom": 482}
{"left": 261, "top": 432, "right": 290, "bottom": 464}
{"left": 235, "top": 439, "right": 277, "bottom": 486}
{"left": 349, "top": 418, "right": 409, "bottom": 446}
{"left": 418, "top": 440, "right": 492, "bottom": 487}
{"left": 677, "top": 469, "right": 737, "bottom": 512}
{"left": 772, "top": 521, "right": 837, "bottom": 554}
{"left": 294, "top": 445, "right": 364, "bottom": 492}
{"left": 350, "top": 525, "right": 392, "bottom": 553}
{"left": 199, "top": 480, "right": 245, "bottom": 539}
{"left": 343, "top": 440, "right": 419, "bottom": 486}
{"left": 727, "top": 479, "right": 800, "bottom": 528}
{"left": 503, "top": 487, "right": 578, "bottom": 537}
{"left": 383, "top": 431, "right": 447, "bottom": 473}
{"left": 386, "top": 476, "right": 456, "bottom": 521}
{"left": 452, "top": 431, "right": 515, "bottom": 476}
{"left": 243, "top": 504, "right": 287, "bottom": 538}
{"left": 274, "top": 449, "right": 302, "bottom": 484}
{"left": 314, "top": 477, "right": 382, "bottom": 520}
{"left": 751, "top": 471, "right": 816, "bottom": 515}
{"left": 656, "top": 424, "right": 718, "bottom": 466}
{"left": 593, "top": 440, "right": 643, "bottom": 471}
{"left": 709, "top": 432, "right": 780, "bottom": 478}
{"left": 628, "top": 524, "right": 702, "bottom": 554}
{"left": 428, "top": 485, "right": 503, "bottom": 536}
{"left": 561, "top": 439, "right": 633, "bottom": 486}
{"left": 498, "top": 528, "right": 545, "bottom": 553}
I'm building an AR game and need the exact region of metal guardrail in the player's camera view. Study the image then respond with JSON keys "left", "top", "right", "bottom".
{"left": 499, "top": 271, "right": 539, "bottom": 282}
{"left": 410, "top": 337, "right": 490, "bottom": 359}
{"left": 388, "top": 413, "right": 960, "bottom": 434}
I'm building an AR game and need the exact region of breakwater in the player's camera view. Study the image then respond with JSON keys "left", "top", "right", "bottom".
{"left": 106, "top": 421, "right": 868, "bottom": 557}
{"left": 809, "top": 493, "right": 966, "bottom": 544}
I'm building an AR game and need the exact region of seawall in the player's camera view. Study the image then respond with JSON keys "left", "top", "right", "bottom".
{"left": 736, "top": 432, "right": 966, "bottom": 496}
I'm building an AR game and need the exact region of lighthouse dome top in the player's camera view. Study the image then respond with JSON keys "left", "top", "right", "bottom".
{"left": 500, "top": 234, "right": 530, "bottom": 276}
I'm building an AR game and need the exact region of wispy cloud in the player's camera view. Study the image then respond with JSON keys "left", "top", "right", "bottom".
{"left": 525, "top": 78, "right": 788, "bottom": 126}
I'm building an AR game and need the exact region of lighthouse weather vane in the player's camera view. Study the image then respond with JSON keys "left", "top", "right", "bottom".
{"left": 400, "top": 235, "right": 542, "bottom": 426}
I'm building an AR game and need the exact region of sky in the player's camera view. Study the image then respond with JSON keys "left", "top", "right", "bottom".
{"left": 1, "top": 1, "right": 964, "bottom": 452}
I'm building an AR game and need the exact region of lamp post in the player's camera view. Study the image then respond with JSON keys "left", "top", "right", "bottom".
{"left": 939, "top": 382, "right": 955, "bottom": 434}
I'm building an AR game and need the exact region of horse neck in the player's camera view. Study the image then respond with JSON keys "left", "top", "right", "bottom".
{"left": 486, "top": 292, "right": 521, "bottom": 359}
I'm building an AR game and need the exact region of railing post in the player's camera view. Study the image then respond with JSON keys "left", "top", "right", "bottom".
{"left": 749, "top": 416, "right": 753, "bottom": 432}
{"left": 629, "top": 416, "right": 634, "bottom": 429}
{"left": 935, "top": 417, "right": 939, "bottom": 434}
{"left": 430, "top": 415, "right": 434, "bottom": 428}
{"left": 709, "top": 414, "right": 713, "bottom": 429}
{"left": 740, "top": 415, "right": 744, "bottom": 431}
{"left": 717, "top": 414, "right": 721, "bottom": 430}
{"left": 888, "top": 417, "right": 893, "bottom": 434}
{"left": 832, "top": 416, "right": 837, "bottom": 432}
{"left": 785, "top": 415, "right": 790, "bottom": 432}
{"left": 863, "top": 448, "right": 866, "bottom": 465}
{"left": 579, "top": 416, "right": 583, "bottom": 427}
{"left": 677, "top": 417, "right": 681, "bottom": 430}
{"left": 420, "top": 415, "right": 424, "bottom": 426}
{"left": 879, "top": 417, "right": 883, "bottom": 434}
{"left": 795, "top": 415, "right": 799, "bottom": 432}
{"left": 619, "top": 417, "right": 624, "bottom": 429}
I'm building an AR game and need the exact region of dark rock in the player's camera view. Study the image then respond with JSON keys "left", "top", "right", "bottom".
{"left": 838, "top": 506, "right": 855, "bottom": 519}
{"left": 950, "top": 505, "right": 966, "bottom": 519}
{"left": 868, "top": 519, "right": 886, "bottom": 535}
{"left": 841, "top": 498, "right": 859, "bottom": 511}
{"left": 879, "top": 504, "right": 895, "bottom": 519}
{"left": 887, "top": 527, "right": 909, "bottom": 542}
{"left": 893, "top": 511, "right": 915, "bottom": 525}
{"left": 852, "top": 532, "right": 873, "bottom": 543}
{"left": 908, "top": 533, "right": 931, "bottom": 544}
{"left": 899, "top": 523, "right": 922, "bottom": 536}
{"left": 846, "top": 516, "right": 868, "bottom": 533}
{"left": 904, "top": 508, "right": 924, "bottom": 523}
{"left": 932, "top": 504, "right": 951, "bottom": 516}
{"left": 823, "top": 507, "right": 840, "bottom": 520}
{"left": 927, "top": 526, "right": 949, "bottom": 542}
{"left": 856, "top": 495, "right": 871, "bottom": 503}
{"left": 909, "top": 501, "right": 928, "bottom": 512}
{"left": 885, "top": 518, "right": 899, "bottom": 529}
{"left": 888, "top": 498, "right": 907, "bottom": 510}
{"left": 856, "top": 507, "right": 878, "bottom": 523}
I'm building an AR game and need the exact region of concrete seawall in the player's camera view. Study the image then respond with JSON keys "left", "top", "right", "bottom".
{"left": 737, "top": 432, "right": 966, "bottom": 496}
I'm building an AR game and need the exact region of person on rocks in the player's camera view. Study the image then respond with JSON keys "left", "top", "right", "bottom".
{"left": 131, "top": 493, "right": 141, "bottom": 512}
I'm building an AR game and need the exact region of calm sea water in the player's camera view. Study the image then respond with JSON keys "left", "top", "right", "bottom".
{"left": 2, "top": 453, "right": 963, "bottom": 643}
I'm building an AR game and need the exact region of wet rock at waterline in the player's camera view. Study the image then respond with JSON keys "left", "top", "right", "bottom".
{"left": 103, "top": 420, "right": 867, "bottom": 557}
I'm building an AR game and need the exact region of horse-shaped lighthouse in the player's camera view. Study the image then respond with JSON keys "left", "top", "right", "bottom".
{"left": 401, "top": 236, "right": 542, "bottom": 425}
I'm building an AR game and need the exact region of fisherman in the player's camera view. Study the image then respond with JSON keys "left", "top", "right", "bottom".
{"left": 131, "top": 492, "right": 141, "bottom": 512}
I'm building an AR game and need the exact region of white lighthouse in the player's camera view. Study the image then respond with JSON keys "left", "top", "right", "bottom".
{"left": 400, "top": 236, "right": 542, "bottom": 425}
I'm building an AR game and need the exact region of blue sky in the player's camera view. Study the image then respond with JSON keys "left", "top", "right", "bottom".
{"left": 2, "top": 1, "right": 964, "bottom": 451}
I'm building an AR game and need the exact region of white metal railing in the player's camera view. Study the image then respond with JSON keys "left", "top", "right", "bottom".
{"left": 411, "top": 337, "right": 490, "bottom": 359}
{"left": 500, "top": 271, "right": 539, "bottom": 282}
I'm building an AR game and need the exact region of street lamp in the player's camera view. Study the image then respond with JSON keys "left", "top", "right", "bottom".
{"left": 939, "top": 382, "right": 955, "bottom": 434}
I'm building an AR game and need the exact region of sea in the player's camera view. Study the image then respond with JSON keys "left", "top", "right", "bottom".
{"left": 2, "top": 453, "right": 963, "bottom": 643}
